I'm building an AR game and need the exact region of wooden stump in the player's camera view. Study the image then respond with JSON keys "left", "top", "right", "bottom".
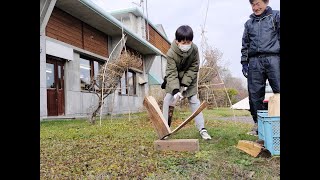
{"left": 268, "top": 93, "right": 280, "bottom": 116}
{"left": 154, "top": 139, "right": 199, "bottom": 152}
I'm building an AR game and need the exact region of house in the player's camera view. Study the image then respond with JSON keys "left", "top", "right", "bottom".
{"left": 109, "top": 7, "right": 171, "bottom": 102}
{"left": 40, "top": 0, "right": 170, "bottom": 119}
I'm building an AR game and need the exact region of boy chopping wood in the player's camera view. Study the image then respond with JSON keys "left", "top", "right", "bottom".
{"left": 161, "top": 25, "right": 211, "bottom": 140}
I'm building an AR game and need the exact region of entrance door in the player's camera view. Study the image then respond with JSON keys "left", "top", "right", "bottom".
{"left": 46, "top": 55, "right": 65, "bottom": 116}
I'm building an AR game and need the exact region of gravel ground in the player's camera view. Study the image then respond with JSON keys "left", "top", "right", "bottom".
{"left": 213, "top": 116, "right": 254, "bottom": 124}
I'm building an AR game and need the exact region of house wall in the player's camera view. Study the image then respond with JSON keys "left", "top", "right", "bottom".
{"left": 115, "top": 12, "right": 170, "bottom": 82}
{"left": 128, "top": 14, "right": 170, "bottom": 86}
{"left": 63, "top": 52, "right": 81, "bottom": 116}
{"left": 147, "top": 55, "right": 166, "bottom": 101}
{"left": 63, "top": 51, "right": 117, "bottom": 117}
{"left": 43, "top": 37, "right": 148, "bottom": 118}
{"left": 137, "top": 16, "right": 147, "bottom": 40}
{"left": 112, "top": 12, "right": 170, "bottom": 55}
{"left": 118, "top": 13, "right": 146, "bottom": 40}
{"left": 148, "top": 55, "right": 166, "bottom": 84}
{"left": 40, "top": 7, "right": 153, "bottom": 119}
{"left": 105, "top": 85, "right": 146, "bottom": 114}
{"left": 40, "top": 33, "right": 47, "bottom": 118}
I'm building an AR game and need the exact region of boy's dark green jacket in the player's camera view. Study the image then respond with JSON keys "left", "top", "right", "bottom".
{"left": 164, "top": 41, "right": 200, "bottom": 98}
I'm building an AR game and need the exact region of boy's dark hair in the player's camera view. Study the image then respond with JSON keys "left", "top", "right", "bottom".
{"left": 175, "top": 25, "right": 193, "bottom": 42}
{"left": 249, "top": 0, "right": 269, "bottom": 4}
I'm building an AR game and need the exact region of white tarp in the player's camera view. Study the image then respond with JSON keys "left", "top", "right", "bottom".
{"left": 231, "top": 93, "right": 274, "bottom": 110}
{"left": 231, "top": 97, "right": 250, "bottom": 110}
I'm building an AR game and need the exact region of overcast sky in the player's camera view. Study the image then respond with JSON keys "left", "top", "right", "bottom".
{"left": 89, "top": 0, "right": 280, "bottom": 81}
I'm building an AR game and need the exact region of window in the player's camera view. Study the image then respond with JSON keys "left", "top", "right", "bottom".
{"left": 46, "top": 59, "right": 64, "bottom": 89}
{"left": 80, "top": 55, "right": 103, "bottom": 91}
{"left": 120, "top": 70, "right": 136, "bottom": 96}
{"left": 46, "top": 63, "right": 55, "bottom": 88}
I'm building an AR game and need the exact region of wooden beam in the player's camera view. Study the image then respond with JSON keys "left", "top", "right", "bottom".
{"left": 154, "top": 139, "right": 199, "bottom": 152}
{"left": 268, "top": 93, "right": 280, "bottom": 116}
{"left": 143, "top": 96, "right": 171, "bottom": 139}
{"left": 171, "top": 101, "right": 208, "bottom": 135}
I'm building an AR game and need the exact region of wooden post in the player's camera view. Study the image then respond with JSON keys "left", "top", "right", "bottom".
{"left": 268, "top": 93, "right": 280, "bottom": 116}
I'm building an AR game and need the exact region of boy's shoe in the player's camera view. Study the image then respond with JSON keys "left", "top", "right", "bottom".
{"left": 200, "top": 128, "right": 212, "bottom": 140}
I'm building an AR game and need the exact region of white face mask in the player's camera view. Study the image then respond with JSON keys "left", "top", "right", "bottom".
{"left": 178, "top": 44, "right": 192, "bottom": 52}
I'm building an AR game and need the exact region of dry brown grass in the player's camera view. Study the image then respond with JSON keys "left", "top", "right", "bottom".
{"left": 40, "top": 108, "right": 280, "bottom": 179}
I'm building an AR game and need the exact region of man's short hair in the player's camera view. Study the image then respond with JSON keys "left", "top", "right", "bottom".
{"left": 175, "top": 25, "right": 193, "bottom": 42}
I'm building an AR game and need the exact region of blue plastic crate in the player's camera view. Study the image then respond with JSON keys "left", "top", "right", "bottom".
{"left": 257, "top": 110, "right": 280, "bottom": 156}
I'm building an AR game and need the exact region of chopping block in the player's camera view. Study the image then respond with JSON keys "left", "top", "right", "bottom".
{"left": 154, "top": 139, "right": 199, "bottom": 152}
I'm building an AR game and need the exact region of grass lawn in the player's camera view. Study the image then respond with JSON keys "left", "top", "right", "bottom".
{"left": 40, "top": 108, "right": 279, "bottom": 179}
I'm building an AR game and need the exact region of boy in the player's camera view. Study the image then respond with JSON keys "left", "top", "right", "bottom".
{"left": 161, "top": 25, "right": 211, "bottom": 140}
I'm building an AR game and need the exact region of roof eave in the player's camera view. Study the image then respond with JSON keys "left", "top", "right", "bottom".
{"left": 54, "top": 0, "right": 164, "bottom": 56}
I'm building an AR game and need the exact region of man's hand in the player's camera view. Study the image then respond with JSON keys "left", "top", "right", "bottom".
{"left": 242, "top": 62, "right": 249, "bottom": 78}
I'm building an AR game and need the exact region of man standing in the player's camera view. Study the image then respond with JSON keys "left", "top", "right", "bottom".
{"left": 241, "top": 0, "right": 280, "bottom": 135}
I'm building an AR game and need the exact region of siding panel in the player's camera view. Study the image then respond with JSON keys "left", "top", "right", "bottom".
{"left": 83, "top": 23, "right": 108, "bottom": 57}
{"left": 46, "top": 7, "right": 109, "bottom": 58}
{"left": 46, "top": 8, "right": 83, "bottom": 49}
{"left": 147, "top": 23, "right": 170, "bottom": 54}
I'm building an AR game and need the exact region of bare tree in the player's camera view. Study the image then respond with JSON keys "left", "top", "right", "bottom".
{"left": 87, "top": 50, "right": 143, "bottom": 124}
{"left": 220, "top": 68, "right": 248, "bottom": 102}
{"left": 198, "top": 47, "right": 222, "bottom": 85}
{"left": 197, "top": 45, "right": 225, "bottom": 107}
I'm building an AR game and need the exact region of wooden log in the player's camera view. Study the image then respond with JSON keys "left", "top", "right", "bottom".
{"left": 236, "top": 140, "right": 264, "bottom": 157}
{"left": 143, "top": 96, "right": 171, "bottom": 139}
{"left": 154, "top": 139, "right": 199, "bottom": 152}
{"left": 268, "top": 93, "right": 280, "bottom": 116}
